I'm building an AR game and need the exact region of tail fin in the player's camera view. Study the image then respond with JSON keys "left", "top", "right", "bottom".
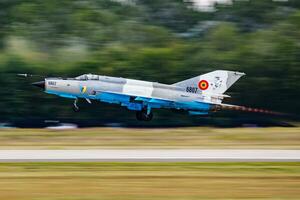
{"left": 173, "top": 70, "right": 245, "bottom": 94}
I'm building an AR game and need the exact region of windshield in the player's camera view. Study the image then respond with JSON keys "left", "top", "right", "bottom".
{"left": 75, "top": 74, "right": 99, "bottom": 80}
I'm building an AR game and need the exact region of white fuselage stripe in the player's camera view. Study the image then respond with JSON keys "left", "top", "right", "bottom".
{"left": 123, "top": 79, "right": 153, "bottom": 98}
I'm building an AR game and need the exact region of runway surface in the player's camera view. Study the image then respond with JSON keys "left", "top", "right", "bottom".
{"left": 0, "top": 150, "right": 300, "bottom": 162}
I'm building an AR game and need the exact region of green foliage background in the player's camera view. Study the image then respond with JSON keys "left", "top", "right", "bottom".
{"left": 0, "top": 0, "right": 299, "bottom": 125}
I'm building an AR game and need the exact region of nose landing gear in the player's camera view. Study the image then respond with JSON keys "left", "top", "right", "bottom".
{"left": 73, "top": 98, "right": 80, "bottom": 112}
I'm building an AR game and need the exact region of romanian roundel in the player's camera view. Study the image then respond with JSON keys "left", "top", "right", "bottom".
{"left": 198, "top": 80, "right": 209, "bottom": 90}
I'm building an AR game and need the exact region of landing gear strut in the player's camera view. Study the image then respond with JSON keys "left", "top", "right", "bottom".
{"left": 73, "top": 98, "right": 80, "bottom": 112}
{"left": 136, "top": 107, "right": 153, "bottom": 121}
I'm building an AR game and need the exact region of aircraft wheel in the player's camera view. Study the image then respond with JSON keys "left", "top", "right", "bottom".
{"left": 144, "top": 112, "right": 153, "bottom": 121}
{"left": 136, "top": 111, "right": 153, "bottom": 121}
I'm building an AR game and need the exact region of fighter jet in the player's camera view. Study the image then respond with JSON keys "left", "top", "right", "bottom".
{"left": 21, "top": 70, "right": 277, "bottom": 121}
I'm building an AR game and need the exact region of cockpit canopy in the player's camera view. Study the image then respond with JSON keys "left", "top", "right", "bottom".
{"left": 75, "top": 74, "right": 100, "bottom": 81}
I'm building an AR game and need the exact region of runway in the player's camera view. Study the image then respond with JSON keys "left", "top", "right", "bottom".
{"left": 0, "top": 150, "right": 299, "bottom": 162}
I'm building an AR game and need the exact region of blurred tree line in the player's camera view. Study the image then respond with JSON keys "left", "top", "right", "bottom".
{"left": 0, "top": 0, "right": 299, "bottom": 125}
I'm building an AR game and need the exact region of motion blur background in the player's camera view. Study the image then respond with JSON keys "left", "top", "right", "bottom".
{"left": 1, "top": 0, "right": 300, "bottom": 127}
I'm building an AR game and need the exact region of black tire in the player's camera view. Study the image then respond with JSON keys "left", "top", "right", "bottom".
{"left": 136, "top": 110, "right": 153, "bottom": 121}
{"left": 145, "top": 112, "right": 153, "bottom": 121}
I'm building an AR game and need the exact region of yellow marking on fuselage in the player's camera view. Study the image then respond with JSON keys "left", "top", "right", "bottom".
{"left": 81, "top": 86, "right": 87, "bottom": 93}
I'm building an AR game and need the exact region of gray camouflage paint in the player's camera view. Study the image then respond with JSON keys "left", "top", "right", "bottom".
{"left": 45, "top": 70, "right": 245, "bottom": 112}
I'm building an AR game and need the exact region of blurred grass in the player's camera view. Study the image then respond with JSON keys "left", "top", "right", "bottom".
{"left": 0, "top": 162, "right": 299, "bottom": 200}
{"left": 0, "top": 127, "right": 300, "bottom": 149}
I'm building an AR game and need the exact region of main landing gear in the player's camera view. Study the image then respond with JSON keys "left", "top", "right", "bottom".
{"left": 72, "top": 98, "right": 92, "bottom": 112}
{"left": 136, "top": 107, "right": 153, "bottom": 121}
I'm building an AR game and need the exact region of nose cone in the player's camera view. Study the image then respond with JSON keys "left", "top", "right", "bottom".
{"left": 32, "top": 81, "right": 45, "bottom": 89}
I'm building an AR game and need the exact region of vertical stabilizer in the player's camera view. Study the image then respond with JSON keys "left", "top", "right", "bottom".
{"left": 173, "top": 70, "right": 245, "bottom": 94}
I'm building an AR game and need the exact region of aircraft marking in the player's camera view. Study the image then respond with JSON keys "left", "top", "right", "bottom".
{"left": 81, "top": 86, "right": 87, "bottom": 93}
{"left": 198, "top": 80, "right": 209, "bottom": 90}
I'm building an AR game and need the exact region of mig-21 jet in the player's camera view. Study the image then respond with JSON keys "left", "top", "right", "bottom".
{"left": 19, "top": 70, "right": 277, "bottom": 121}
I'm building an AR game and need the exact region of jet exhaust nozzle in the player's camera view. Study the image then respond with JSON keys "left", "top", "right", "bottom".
{"left": 32, "top": 81, "right": 45, "bottom": 89}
